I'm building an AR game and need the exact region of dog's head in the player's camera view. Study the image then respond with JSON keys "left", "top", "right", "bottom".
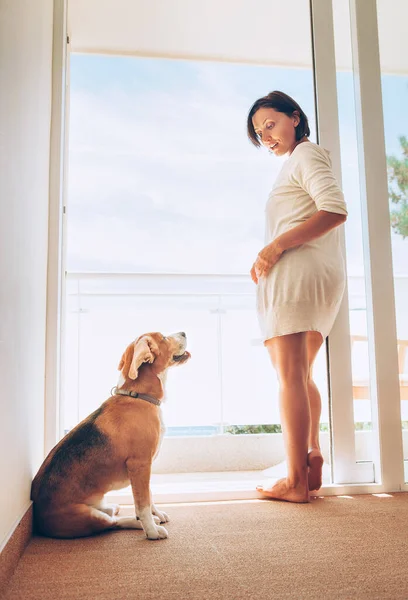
{"left": 118, "top": 332, "right": 190, "bottom": 381}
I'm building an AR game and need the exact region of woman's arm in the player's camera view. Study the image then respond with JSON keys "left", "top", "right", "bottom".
{"left": 253, "top": 210, "right": 346, "bottom": 282}
{"left": 276, "top": 209, "right": 346, "bottom": 253}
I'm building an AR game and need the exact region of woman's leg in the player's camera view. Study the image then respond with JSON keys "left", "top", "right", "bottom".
{"left": 257, "top": 332, "right": 310, "bottom": 502}
{"left": 306, "top": 331, "right": 325, "bottom": 491}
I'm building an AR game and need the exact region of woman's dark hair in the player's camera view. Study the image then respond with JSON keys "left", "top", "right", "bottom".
{"left": 247, "top": 90, "right": 310, "bottom": 147}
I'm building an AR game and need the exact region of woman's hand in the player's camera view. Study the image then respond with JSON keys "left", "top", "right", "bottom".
{"left": 250, "top": 263, "right": 259, "bottom": 284}
{"left": 251, "top": 240, "right": 284, "bottom": 283}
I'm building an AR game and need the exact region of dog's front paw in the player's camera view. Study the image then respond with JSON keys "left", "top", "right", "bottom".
{"left": 155, "top": 510, "right": 169, "bottom": 523}
{"left": 146, "top": 525, "right": 168, "bottom": 540}
{"left": 152, "top": 504, "right": 169, "bottom": 523}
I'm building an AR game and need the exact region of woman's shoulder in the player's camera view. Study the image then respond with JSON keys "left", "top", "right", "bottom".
{"left": 291, "top": 141, "right": 331, "bottom": 165}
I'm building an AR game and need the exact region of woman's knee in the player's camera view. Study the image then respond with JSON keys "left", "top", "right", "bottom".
{"left": 275, "top": 356, "right": 309, "bottom": 386}
{"left": 278, "top": 367, "right": 309, "bottom": 388}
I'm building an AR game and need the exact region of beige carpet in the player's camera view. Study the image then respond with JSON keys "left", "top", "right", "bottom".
{"left": 3, "top": 494, "right": 408, "bottom": 600}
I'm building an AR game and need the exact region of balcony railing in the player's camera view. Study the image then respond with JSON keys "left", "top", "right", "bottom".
{"left": 62, "top": 272, "right": 408, "bottom": 434}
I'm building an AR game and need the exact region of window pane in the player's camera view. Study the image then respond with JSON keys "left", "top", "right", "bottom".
{"left": 333, "top": 0, "right": 374, "bottom": 473}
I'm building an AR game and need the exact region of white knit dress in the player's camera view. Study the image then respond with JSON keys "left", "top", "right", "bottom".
{"left": 256, "top": 141, "right": 348, "bottom": 342}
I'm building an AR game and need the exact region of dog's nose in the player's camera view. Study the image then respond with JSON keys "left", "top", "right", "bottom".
{"left": 180, "top": 332, "right": 186, "bottom": 338}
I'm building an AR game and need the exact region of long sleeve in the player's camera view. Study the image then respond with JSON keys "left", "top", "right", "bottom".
{"left": 292, "top": 144, "right": 348, "bottom": 216}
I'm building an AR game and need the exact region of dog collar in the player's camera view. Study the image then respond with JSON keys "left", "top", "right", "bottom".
{"left": 111, "top": 387, "right": 161, "bottom": 406}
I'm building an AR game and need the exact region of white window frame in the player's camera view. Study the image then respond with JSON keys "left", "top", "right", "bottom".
{"left": 348, "top": 0, "right": 404, "bottom": 491}
{"left": 45, "top": 0, "right": 69, "bottom": 455}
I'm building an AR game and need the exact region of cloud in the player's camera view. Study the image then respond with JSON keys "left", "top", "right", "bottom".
{"left": 66, "top": 59, "right": 285, "bottom": 272}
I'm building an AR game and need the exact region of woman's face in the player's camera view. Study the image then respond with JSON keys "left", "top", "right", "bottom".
{"left": 252, "top": 107, "right": 300, "bottom": 156}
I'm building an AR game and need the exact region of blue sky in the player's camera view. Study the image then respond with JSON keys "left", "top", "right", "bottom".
{"left": 66, "top": 54, "right": 408, "bottom": 275}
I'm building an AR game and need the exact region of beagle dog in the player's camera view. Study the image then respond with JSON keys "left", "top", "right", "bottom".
{"left": 31, "top": 331, "right": 190, "bottom": 540}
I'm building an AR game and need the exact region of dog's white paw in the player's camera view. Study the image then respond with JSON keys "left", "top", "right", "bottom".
{"left": 115, "top": 517, "right": 144, "bottom": 530}
{"left": 152, "top": 505, "right": 170, "bottom": 523}
{"left": 97, "top": 503, "right": 121, "bottom": 517}
{"left": 155, "top": 510, "right": 169, "bottom": 523}
{"left": 146, "top": 525, "right": 168, "bottom": 540}
{"left": 109, "top": 503, "right": 121, "bottom": 516}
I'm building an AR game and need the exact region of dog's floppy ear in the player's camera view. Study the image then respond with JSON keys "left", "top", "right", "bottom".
{"left": 117, "top": 351, "right": 127, "bottom": 372}
{"left": 128, "top": 336, "right": 159, "bottom": 380}
{"left": 118, "top": 336, "right": 160, "bottom": 380}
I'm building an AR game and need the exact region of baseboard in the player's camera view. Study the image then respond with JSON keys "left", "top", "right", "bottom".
{"left": 0, "top": 503, "right": 33, "bottom": 596}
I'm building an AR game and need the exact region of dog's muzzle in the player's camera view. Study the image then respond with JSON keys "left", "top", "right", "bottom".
{"left": 173, "top": 351, "right": 191, "bottom": 362}
{"left": 170, "top": 332, "right": 189, "bottom": 363}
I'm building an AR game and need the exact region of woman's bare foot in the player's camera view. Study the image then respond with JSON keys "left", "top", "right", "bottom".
{"left": 256, "top": 477, "right": 309, "bottom": 503}
{"left": 307, "top": 449, "right": 324, "bottom": 492}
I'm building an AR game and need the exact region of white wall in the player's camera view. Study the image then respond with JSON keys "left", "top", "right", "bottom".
{"left": 0, "top": 0, "right": 54, "bottom": 550}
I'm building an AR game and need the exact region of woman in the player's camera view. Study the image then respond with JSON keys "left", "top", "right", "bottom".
{"left": 247, "top": 91, "right": 348, "bottom": 503}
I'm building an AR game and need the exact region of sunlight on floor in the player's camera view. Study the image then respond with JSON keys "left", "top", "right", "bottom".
{"left": 372, "top": 493, "right": 393, "bottom": 498}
